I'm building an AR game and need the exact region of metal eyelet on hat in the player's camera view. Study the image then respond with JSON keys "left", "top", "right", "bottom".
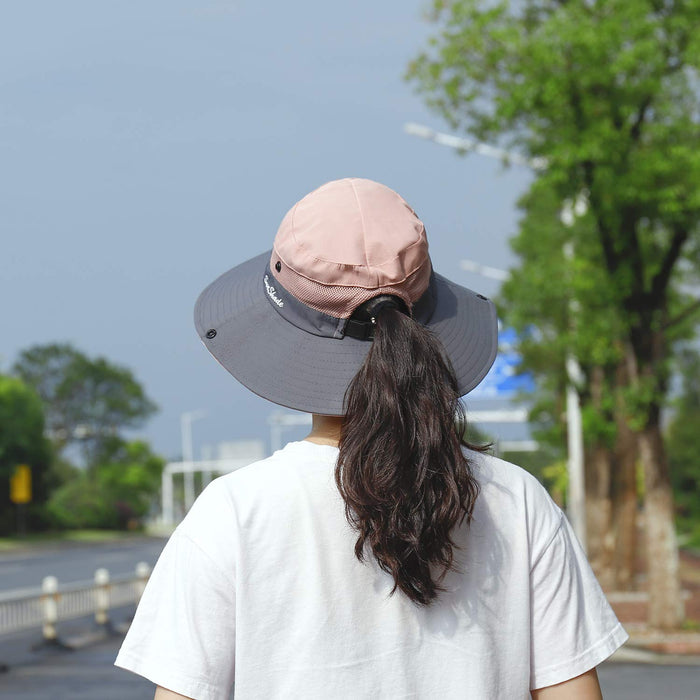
{"left": 275, "top": 261, "right": 282, "bottom": 272}
{"left": 206, "top": 329, "right": 217, "bottom": 339}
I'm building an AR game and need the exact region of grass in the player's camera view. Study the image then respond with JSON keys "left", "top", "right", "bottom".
{"left": 681, "top": 618, "right": 700, "bottom": 632}
{"left": 0, "top": 529, "right": 145, "bottom": 552}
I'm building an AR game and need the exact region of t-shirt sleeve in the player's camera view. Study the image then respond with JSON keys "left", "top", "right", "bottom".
{"left": 529, "top": 511, "right": 628, "bottom": 690}
{"left": 114, "top": 527, "right": 236, "bottom": 700}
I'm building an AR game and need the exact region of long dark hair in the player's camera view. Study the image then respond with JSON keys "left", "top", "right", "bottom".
{"left": 336, "top": 301, "right": 484, "bottom": 606}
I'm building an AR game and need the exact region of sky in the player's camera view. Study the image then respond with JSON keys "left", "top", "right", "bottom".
{"left": 2, "top": 0, "right": 533, "bottom": 460}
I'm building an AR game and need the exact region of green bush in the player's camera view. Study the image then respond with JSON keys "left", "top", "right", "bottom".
{"left": 46, "top": 439, "right": 165, "bottom": 530}
{"left": 47, "top": 476, "right": 118, "bottom": 530}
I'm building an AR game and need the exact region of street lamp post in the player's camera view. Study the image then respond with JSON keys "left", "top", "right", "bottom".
{"left": 560, "top": 202, "right": 589, "bottom": 552}
{"left": 181, "top": 410, "right": 205, "bottom": 511}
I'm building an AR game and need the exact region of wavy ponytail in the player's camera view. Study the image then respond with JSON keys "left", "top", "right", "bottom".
{"left": 337, "top": 302, "right": 484, "bottom": 606}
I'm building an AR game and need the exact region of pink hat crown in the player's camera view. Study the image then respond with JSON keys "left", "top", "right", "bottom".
{"left": 270, "top": 178, "right": 432, "bottom": 319}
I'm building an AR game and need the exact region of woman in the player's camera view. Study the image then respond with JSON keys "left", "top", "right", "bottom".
{"left": 116, "top": 178, "right": 627, "bottom": 699}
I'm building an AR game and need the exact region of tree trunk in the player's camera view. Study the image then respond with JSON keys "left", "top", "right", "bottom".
{"left": 611, "top": 361, "right": 638, "bottom": 591}
{"left": 582, "top": 365, "right": 614, "bottom": 587}
{"left": 585, "top": 444, "right": 614, "bottom": 590}
{"left": 611, "top": 425, "right": 638, "bottom": 590}
{"left": 623, "top": 321, "right": 682, "bottom": 627}
{"left": 638, "top": 421, "right": 683, "bottom": 628}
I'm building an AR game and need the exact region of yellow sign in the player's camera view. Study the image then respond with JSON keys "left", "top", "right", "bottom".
{"left": 10, "top": 464, "right": 32, "bottom": 504}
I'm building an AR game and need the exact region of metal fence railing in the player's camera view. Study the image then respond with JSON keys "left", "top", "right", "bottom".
{"left": 0, "top": 563, "right": 150, "bottom": 642}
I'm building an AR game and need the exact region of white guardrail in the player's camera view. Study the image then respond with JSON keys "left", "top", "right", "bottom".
{"left": 0, "top": 563, "right": 150, "bottom": 642}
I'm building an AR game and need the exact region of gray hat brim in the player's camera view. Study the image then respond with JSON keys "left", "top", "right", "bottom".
{"left": 194, "top": 251, "right": 498, "bottom": 416}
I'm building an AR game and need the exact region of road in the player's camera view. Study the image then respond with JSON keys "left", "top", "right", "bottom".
{"left": 0, "top": 631, "right": 155, "bottom": 700}
{"left": 1, "top": 542, "right": 699, "bottom": 698}
{"left": 0, "top": 537, "right": 167, "bottom": 594}
{"left": 0, "top": 538, "right": 169, "bottom": 676}
{"left": 598, "top": 662, "right": 700, "bottom": 698}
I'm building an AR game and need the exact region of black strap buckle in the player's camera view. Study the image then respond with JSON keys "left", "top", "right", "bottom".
{"left": 343, "top": 318, "right": 376, "bottom": 341}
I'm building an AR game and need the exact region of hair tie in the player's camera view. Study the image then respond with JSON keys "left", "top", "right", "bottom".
{"left": 367, "top": 297, "right": 405, "bottom": 325}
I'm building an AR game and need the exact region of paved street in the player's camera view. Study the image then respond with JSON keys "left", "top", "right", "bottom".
{"left": 0, "top": 537, "right": 167, "bottom": 594}
{"left": 598, "top": 662, "right": 700, "bottom": 698}
{"left": 2, "top": 541, "right": 700, "bottom": 698}
{"left": 0, "top": 632, "right": 154, "bottom": 700}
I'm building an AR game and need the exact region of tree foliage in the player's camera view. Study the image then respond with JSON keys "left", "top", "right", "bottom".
{"left": 409, "top": 1, "right": 700, "bottom": 348}
{"left": 408, "top": 0, "right": 700, "bottom": 627}
{"left": 499, "top": 180, "right": 627, "bottom": 448}
{"left": 13, "top": 343, "right": 158, "bottom": 466}
{"left": 0, "top": 374, "right": 53, "bottom": 534}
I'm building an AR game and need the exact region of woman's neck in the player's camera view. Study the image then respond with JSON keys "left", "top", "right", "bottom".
{"left": 304, "top": 414, "right": 343, "bottom": 447}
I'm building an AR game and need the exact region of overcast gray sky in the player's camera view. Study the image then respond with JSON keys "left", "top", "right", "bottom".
{"left": 2, "top": 0, "right": 533, "bottom": 459}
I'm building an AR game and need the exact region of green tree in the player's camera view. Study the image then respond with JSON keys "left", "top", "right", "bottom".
{"left": 0, "top": 374, "right": 53, "bottom": 535}
{"left": 10, "top": 344, "right": 82, "bottom": 450}
{"left": 499, "top": 181, "right": 643, "bottom": 590}
{"left": 13, "top": 344, "right": 158, "bottom": 467}
{"left": 408, "top": 0, "right": 700, "bottom": 628}
{"left": 96, "top": 438, "right": 165, "bottom": 526}
{"left": 47, "top": 438, "right": 165, "bottom": 530}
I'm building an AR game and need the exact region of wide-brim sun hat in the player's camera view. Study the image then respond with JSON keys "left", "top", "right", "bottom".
{"left": 194, "top": 178, "right": 498, "bottom": 415}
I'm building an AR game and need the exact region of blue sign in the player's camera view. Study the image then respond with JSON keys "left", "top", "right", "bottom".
{"left": 469, "top": 327, "right": 535, "bottom": 399}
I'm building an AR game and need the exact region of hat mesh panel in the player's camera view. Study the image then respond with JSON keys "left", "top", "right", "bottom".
{"left": 272, "top": 263, "right": 431, "bottom": 319}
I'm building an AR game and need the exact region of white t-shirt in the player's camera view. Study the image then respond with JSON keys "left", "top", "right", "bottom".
{"left": 115, "top": 441, "right": 627, "bottom": 699}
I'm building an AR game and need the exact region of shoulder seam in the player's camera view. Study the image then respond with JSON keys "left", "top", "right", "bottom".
{"left": 529, "top": 509, "right": 565, "bottom": 573}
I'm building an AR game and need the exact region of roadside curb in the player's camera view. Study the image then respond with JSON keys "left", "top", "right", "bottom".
{"left": 65, "top": 621, "right": 130, "bottom": 650}
{"left": 611, "top": 643, "right": 700, "bottom": 666}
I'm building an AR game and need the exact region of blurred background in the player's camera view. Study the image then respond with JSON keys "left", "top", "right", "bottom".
{"left": 2, "top": 1, "right": 700, "bottom": 697}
